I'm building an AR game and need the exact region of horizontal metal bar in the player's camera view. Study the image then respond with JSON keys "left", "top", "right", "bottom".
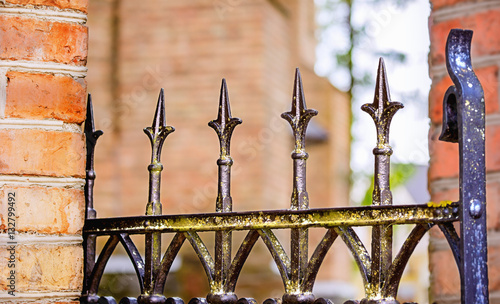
{"left": 84, "top": 203, "right": 459, "bottom": 235}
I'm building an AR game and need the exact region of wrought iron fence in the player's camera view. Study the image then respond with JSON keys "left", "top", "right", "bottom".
{"left": 80, "top": 29, "right": 489, "bottom": 304}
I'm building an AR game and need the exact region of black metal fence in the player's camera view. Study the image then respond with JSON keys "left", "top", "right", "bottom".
{"left": 80, "top": 29, "right": 489, "bottom": 304}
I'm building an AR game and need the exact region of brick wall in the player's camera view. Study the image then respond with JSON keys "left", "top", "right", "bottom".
{"left": 428, "top": 0, "right": 500, "bottom": 303}
{"left": 0, "top": 0, "right": 87, "bottom": 302}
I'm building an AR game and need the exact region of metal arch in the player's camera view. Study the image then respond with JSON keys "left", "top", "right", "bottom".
{"left": 258, "top": 229, "right": 292, "bottom": 291}
{"left": 88, "top": 235, "right": 120, "bottom": 295}
{"left": 184, "top": 231, "right": 215, "bottom": 288}
{"left": 382, "top": 223, "right": 433, "bottom": 297}
{"left": 335, "top": 226, "right": 371, "bottom": 289}
{"left": 302, "top": 228, "right": 339, "bottom": 292}
{"left": 438, "top": 222, "right": 461, "bottom": 267}
{"left": 225, "top": 230, "right": 260, "bottom": 292}
{"left": 153, "top": 232, "right": 187, "bottom": 295}
{"left": 118, "top": 234, "right": 145, "bottom": 293}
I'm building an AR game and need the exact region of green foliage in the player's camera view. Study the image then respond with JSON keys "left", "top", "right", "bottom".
{"left": 360, "top": 163, "right": 416, "bottom": 206}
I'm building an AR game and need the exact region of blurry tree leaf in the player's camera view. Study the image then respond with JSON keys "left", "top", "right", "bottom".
{"left": 361, "top": 163, "right": 416, "bottom": 206}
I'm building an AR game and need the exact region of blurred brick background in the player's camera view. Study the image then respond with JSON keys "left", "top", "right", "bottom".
{"left": 86, "top": 0, "right": 352, "bottom": 301}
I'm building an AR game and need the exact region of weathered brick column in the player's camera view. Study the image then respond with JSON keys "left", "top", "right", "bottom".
{"left": 428, "top": 0, "right": 500, "bottom": 303}
{"left": 0, "top": 0, "right": 88, "bottom": 302}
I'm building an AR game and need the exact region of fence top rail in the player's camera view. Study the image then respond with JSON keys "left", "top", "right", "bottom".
{"left": 84, "top": 203, "right": 459, "bottom": 235}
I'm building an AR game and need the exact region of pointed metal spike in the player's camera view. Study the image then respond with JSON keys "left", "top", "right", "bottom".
{"left": 151, "top": 88, "right": 166, "bottom": 132}
{"left": 85, "top": 93, "right": 96, "bottom": 134}
{"left": 217, "top": 78, "right": 232, "bottom": 128}
{"left": 215, "top": 81, "right": 236, "bottom": 139}
{"left": 143, "top": 89, "right": 175, "bottom": 217}
{"left": 144, "top": 88, "right": 174, "bottom": 160}
{"left": 291, "top": 68, "right": 306, "bottom": 117}
{"left": 84, "top": 93, "right": 103, "bottom": 171}
{"left": 361, "top": 58, "right": 403, "bottom": 128}
{"left": 281, "top": 68, "right": 317, "bottom": 152}
{"left": 84, "top": 93, "right": 102, "bottom": 221}
{"left": 209, "top": 79, "right": 241, "bottom": 152}
{"left": 374, "top": 57, "right": 392, "bottom": 111}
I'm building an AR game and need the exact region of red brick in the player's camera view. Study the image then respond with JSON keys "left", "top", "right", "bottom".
{"left": 429, "top": 65, "right": 499, "bottom": 124}
{"left": 485, "top": 181, "right": 500, "bottom": 230}
{"left": 0, "top": 244, "right": 82, "bottom": 292}
{"left": 5, "top": 0, "right": 88, "bottom": 13}
{"left": 432, "top": 0, "right": 490, "bottom": 10}
{"left": 490, "top": 245, "right": 500, "bottom": 291}
{"left": 0, "top": 186, "right": 84, "bottom": 234}
{"left": 430, "top": 9, "right": 500, "bottom": 66}
{"left": 429, "top": 124, "right": 500, "bottom": 180}
{"left": 429, "top": 249, "right": 460, "bottom": 297}
{"left": 429, "top": 76, "right": 454, "bottom": 124}
{"left": 486, "top": 124, "right": 500, "bottom": 175}
{"left": 0, "top": 15, "right": 87, "bottom": 65}
{"left": 0, "top": 129, "right": 85, "bottom": 178}
{"left": 428, "top": 128, "right": 459, "bottom": 181}
{"left": 6, "top": 71, "right": 87, "bottom": 123}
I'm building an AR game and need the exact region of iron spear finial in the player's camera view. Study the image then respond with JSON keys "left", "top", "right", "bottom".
{"left": 144, "top": 89, "right": 175, "bottom": 165}
{"left": 291, "top": 67, "right": 307, "bottom": 118}
{"left": 281, "top": 69, "right": 317, "bottom": 288}
{"left": 84, "top": 94, "right": 103, "bottom": 220}
{"left": 208, "top": 80, "right": 241, "bottom": 301}
{"left": 208, "top": 78, "right": 241, "bottom": 211}
{"left": 281, "top": 68, "right": 318, "bottom": 152}
{"left": 85, "top": 94, "right": 103, "bottom": 172}
{"left": 152, "top": 88, "right": 167, "bottom": 133}
{"left": 144, "top": 89, "right": 175, "bottom": 216}
{"left": 361, "top": 58, "right": 403, "bottom": 150}
{"left": 361, "top": 59, "right": 401, "bottom": 291}
{"left": 209, "top": 79, "right": 242, "bottom": 158}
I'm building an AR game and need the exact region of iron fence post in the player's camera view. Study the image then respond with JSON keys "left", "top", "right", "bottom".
{"left": 281, "top": 68, "right": 318, "bottom": 303}
{"left": 361, "top": 58, "right": 402, "bottom": 301}
{"left": 82, "top": 94, "right": 103, "bottom": 304}
{"left": 141, "top": 89, "right": 175, "bottom": 304}
{"left": 442, "top": 29, "right": 489, "bottom": 304}
{"left": 208, "top": 79, "right": 242, "bottom": 304}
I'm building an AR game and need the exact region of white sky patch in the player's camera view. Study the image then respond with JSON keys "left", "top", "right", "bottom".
{"left": 315, "top": 0, "right": 432, "bottom": 173}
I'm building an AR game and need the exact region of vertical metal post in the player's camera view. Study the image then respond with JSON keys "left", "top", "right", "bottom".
{"left": 141, "top": 89, "right": 175, "bottom": 304}
{"left": 82, "top": 94, "right": 103, "bottom": 304}
{"left": 281, "top": 69, "right": 317, "bottom": 303}
{"left": 361, "top": 59, "right": 402, "bottom": 300}
{"left": 208, "top": 79, "right": 241, "bottom": 303}
{"left": 444, "top": 29, "right": 489, "bottom": 304}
